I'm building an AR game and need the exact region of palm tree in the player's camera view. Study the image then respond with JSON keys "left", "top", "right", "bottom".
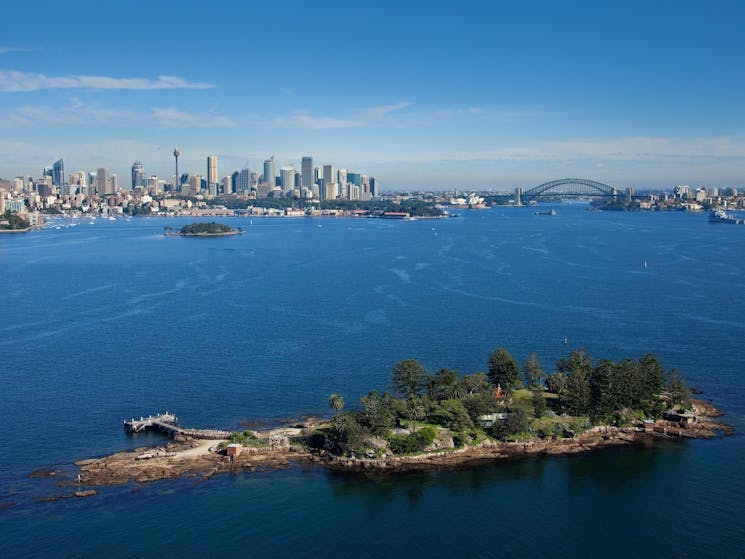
{"left": 329, "top": 393, "right": 344, "bottom": 417}
{"left": 406, "top": 396, "right": 426, "bottom": 433}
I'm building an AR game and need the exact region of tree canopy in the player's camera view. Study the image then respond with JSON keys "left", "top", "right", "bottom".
{"left": 392, "top": 359, "right": 426, "bottom": 398}
{"left": 487, "top": 348, "right": 520, "bottom": 389}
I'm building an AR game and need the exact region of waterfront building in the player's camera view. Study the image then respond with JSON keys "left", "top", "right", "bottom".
{"left": 131, "top": 162, "right": 144, "bottom": 189}
{"left": 207, "top": 155, "right": 218, "bottom": 186}
{"left": 52, "top": 158, "right": 64, "bottom": 186}
{"left": 301, "top": 156, "right": 313, "bottom": 189}
{"left": 263, "top": 156, "right": 275, "bottom": 187}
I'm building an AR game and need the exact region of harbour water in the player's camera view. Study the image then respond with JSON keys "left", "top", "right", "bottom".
{"left": 1, "top": 205, "right": 743, "bottom": 557}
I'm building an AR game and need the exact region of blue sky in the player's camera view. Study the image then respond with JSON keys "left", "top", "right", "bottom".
{"left": 1, "top": 0, "right": 745, "bottom": 190}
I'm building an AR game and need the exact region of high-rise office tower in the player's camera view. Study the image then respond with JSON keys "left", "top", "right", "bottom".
{"left": 360, "top": 175, "right": 370, "bottom": 200}
{"left": 236, "top": 168, "right": 251, "bottom": 192}
{"left": 111, "top": 174, "right": 118, "bottom": 191}
{"left": 280, "top": 166, "right": 295, "bottom": 192}
{"left": 323, "top": 164, "right": 334, "bottom": 184}
{"left": 222, "top": 176, "right": 232, "bottom": 195}
{"left": 370, "top": 177, "right": 378, "bottom": 197}
{"left": 348, "top": 172, "right": 361, "bottom": 187}
{"left": 337, "top": 169, "right": 347, "bottom": 189}
{"left": 52, "top": 158, "right": 64, "bottom": 186}
{"left": 96, "top": 168, "right": 110, "bottom": 195}
{"left": 188, "top": 175, "right": 202, "bottom": 196}
{"left": 207, "top": 155, "right": 218, "bottom": 186}
{"left": 263, "top": 156, "right": 275, "bottom": 186}
{"left": 131, "top": 161, "right": 144, "bottom": 189}
{"left": 301, "top": 156, "right": 313, "bottom": 189}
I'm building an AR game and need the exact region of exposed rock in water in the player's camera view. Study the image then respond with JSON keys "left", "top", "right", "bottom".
{"left": 28, "top": 469, "right": 57, "bottom": 478}
{"left": 74, "top": 490, "right": 97, "bottom": 498}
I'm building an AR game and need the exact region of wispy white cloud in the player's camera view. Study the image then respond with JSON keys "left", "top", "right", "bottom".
{"left": 151, "top": 106, "right": 236, "bottom": 128}
{"left": 0, "top": 69, "right": 214, "bottom": 92}
{"left": 0, "top": 47, "right": 31, "bottom": 55}
{"left": 270, "top": 112, "right": 366, "bottom": 129}
{"left": 361, "top": 101, "right": 413, "bottom": 119}
{"left": 2, "top": 98, "right": 140, "bottom": 126}
{"left": 268, "top": 102, "right": 414, "bottom": 129}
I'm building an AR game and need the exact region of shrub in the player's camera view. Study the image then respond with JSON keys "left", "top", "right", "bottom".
{"left": 388, "top": 426, "right": 437, "bottom": 455}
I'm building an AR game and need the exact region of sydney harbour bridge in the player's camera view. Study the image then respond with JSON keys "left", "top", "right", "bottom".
{"left": 515, "top": 178, "right": 627, "bottom": 205}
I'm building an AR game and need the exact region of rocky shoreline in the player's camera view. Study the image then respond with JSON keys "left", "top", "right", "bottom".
{"left": 27, "top": 399, "right": 732, "bottom": 500}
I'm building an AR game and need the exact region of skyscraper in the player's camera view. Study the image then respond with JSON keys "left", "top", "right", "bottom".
{"left": 280, "top": 166, "right": 295, "bottom": 192}
{"left": 207, "top": 155, "right": 218, "bottom": 186}
{"left": 301, "top": 156, "right": 313, "bottom": 189}
{"left": 337, "top": 169, "right": 347, "bottom": 189}
{"left": 52, "top": 158, "right": 64, "bottom": 186}
{"left": 323, "top": 164, "right": 334, "bottom": 184}
{"left": 370, "top": 177, "right": 378, "bottom": 197}
{"left": 263, "top": 156, "right": 275, "bottom": 186}
{"left": 131, "top": 161, "right": 144, "bottom": 189}
{"left": 96, "top": 168, "right": 110, "bottom": 195}
{"left": 236, "top": 168, "right": 251, "bottom": 192}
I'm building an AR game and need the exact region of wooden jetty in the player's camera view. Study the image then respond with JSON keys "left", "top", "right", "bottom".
{"left": 124, "top": 412, "right": 232, "bottom": 440}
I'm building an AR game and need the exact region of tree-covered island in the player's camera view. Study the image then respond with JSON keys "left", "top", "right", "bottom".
{"left": 70, "top": 347, "right": 732, "bottom": 490}
{"left": 299, "top": 348, "right": 706, "bottom": 461}
{"left": 165, "top": 222, "right": 244, "bottom": 236}
{"left": 0, "top": 211, "right": 31, "bottom": 231}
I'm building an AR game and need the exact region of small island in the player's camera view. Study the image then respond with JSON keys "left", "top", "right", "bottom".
{"left": 164, "top": 222, "right": 244, "bottom": 237}
{"left": 49, "top": 347, "right": 732, "bottom": 492}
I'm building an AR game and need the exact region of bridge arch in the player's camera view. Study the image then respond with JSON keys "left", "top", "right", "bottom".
{"left": 519, "top": 178, "right": 620, "bottom": 203}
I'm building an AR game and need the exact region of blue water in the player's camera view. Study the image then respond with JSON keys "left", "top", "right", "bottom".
{"left": 1, "top": 206, "right": 743, "bottom": 558}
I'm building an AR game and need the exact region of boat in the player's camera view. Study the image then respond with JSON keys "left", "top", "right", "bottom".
{"left": 535, "top": 209, "right": 557, "bottom": 216}
{"left": 709, "top": 209, "right": 745, "bottom": 224}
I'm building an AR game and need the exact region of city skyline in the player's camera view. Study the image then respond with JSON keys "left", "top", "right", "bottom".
{"left": 1, "top": 1, "right": 745, "bottom": 189}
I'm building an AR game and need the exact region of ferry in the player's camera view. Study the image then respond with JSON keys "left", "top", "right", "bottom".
{"left": 535, "top": 209, "right": 557, "bottom": 216}
{"left": 709, "top": 209, "right": 745, "bottom": 224}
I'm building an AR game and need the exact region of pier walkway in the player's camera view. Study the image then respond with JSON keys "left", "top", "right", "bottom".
{"left": 124, "top": 412, "right": 232, "bottom": 440}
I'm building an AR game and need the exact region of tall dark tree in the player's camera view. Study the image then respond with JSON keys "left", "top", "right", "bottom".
{"left": 638, "top": 353, "right": 665, "bottom": 405}
{"left": 524, "top": 353, "right": 546, "bottom": 388}
{"left": 487, "top": 348, "right": 520, "bottom": 390}
{"left": 392, "top": 359, "right": 426, "bottom": 398}
{"left": 564, "top": 350, "right": 593, "bottom": 416}
{"left": 359, "top": 390, "right": 394, "bottom": 435}
{"left": 666, "top": 368, "right": 690, "bottom": 406}
{"left": 430, "top": 368, "right": 461, "bottom": 401}
{"left": 589, "top": 359, "right": 618, "bottom": 421}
